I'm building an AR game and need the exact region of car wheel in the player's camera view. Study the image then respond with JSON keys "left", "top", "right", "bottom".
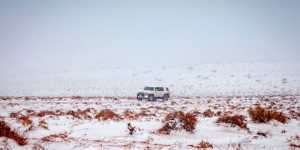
{"left": 163, "top": 94, "right": 169, "bottom": 101}
{"left": 148, "top": 95, "right": 154, "bottom": 101}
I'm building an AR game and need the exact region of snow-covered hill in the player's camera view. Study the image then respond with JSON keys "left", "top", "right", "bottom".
{"left": 0, "top": 61, "right": 299, "bottom": 97}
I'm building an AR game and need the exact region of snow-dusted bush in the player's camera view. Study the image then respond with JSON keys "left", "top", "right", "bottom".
{"left": 248, "top": 106, "right": 288, "bottom": 123}
{"left": 157, "top": 111, "right": 197, "bottom": 134}
{"left": 216, "top": 114, "right": 249, "bottom": 131}
{"left": 0, "top": 120, "right": 28, "bottom": 146}
{"left": 95, "top": 109, "right": 122, "bottom": 121}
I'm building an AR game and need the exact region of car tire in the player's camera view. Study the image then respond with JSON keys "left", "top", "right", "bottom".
{"left": 163, "top": 94, "right": 169, "bottom": 101}
{"left": 148, "top": 95, "right": 154, "bottom": 101}
{"left": 137, "top": 95, "right": 143, "bottom": 101}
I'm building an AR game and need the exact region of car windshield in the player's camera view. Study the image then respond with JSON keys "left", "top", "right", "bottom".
{"left": 144, "top": 87, "right": 154, "bottom": 91}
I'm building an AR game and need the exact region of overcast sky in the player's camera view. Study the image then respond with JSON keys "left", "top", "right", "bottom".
{"left": 0, "top": 0, "right": 299, "bottom": 73}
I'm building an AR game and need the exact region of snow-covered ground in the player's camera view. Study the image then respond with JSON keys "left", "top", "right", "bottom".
{"left": 0, "top": 61, "right": 299, "bottom": 149}
{"left": 0, "top": 61, "right": 299, "bottom": 97}
{"left": 0, "top": 95, "right": 299, "bottom": 149}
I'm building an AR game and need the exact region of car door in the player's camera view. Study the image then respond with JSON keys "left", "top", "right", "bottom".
{"left": 155, "top": 87, "right": 164, "bottom": 97}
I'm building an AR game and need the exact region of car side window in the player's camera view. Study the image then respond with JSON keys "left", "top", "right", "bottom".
{"left": 156, "top": 87, "right": 164, "bottom": 91}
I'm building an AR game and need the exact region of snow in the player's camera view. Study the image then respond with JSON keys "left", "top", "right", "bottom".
{"left": 0, "top": 61, "right": 299, "bottom": 97}
{"left": 0, "top": 95, "right": 299, "bottom": 149}
{"left": 0, "top": 61, "right": 299, "bottom": 149}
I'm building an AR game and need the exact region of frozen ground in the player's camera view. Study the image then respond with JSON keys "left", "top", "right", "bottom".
{"left": 0, "top": 95, "right": 299, "bottom": 149}
{"left": 0, "top": 61, "right": 299, "bottom": 97}
{"left": 0, "top": 61, "right": 299, "bottom": 149}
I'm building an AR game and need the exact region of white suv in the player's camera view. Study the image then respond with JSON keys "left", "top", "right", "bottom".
{"left": 137, "top": 86, "right": 170, "bottom": 101}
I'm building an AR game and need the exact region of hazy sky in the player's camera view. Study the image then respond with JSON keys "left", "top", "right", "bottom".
{"left": 0, "top": 0, "right": 299, "bottom": 73}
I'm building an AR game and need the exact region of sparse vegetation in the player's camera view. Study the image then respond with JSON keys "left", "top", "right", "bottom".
{"left": 1, "top": 95, "right": 299, "bottom": 149}
{"left": 17, "top": 116, "right": 33, "bottom": 126}
{"left": 71, "top": 95, "right": 82, "bottom": 100}
{"left": 95, "top": 109, "right": 122, "bottom": 121}
{"left": 39, "top": 119, "right": 48, "bottom": 130}
{"left": 203, "top": 109, "right": 215, "bottom": 117}
{"left": 216, "top": 114, "right": 249, "bottom": 131}
{"left": 157, "top": 111, "right": 197, "bottom": 134}
{"left": 0, "top": 120, "right": 28, "bottom": 146}
{"left": 189, "top": 140, "right": 213, "bottom": 149}
{"left": 288, "top": 135, "right": 300, "bottom": 149}
{"left": 123, "top": 109, "right": 138, "bottom": 120}
{"left": 289, "top": 110, "right": 300, "bottom": 120}
{"left": 41, "top": 134, "right": 69, "bottom": 142}
{"left": 256, "top": 131, "right": 269, "bottom": 138}
{"left": 248, "top": 105, "right": 289, "bottom": 123}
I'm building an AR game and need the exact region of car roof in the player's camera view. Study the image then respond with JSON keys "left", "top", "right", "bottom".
{"left": 145, "top": 86, "right": 168, "bottom": 88}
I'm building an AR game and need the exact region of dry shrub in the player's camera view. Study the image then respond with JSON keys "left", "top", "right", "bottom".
{"left": 25, "top": 109, "right": 35, "bottom": 116}
{"left": 289, "top": 110, "right": 300, "bottom": 120}
{"left": 17, "top": 116, "right": 33, "bottom": 126}
{"left": 288, "top": 135, "right": 300, "bottom": 149}
{"left": 71, "top": 95, "right": 82, "bottom": 100}
{"left": 66, "top": 109, "right": 91, "bottom": 119}
{"left": 157, "top": 111, "right": 197, "bottom": 134}
{"left": 95, "top": 109, "right": 122, "bottom": 121}
{"left": 123, "top": 109, "right": 138, "bottom": 120}
{"left": 248, "top": 106, "right": 288, "bottom": 123}
{"left": 127, "top": 123, "right": 136, "bottom": 135}
{"left": 76, "top": 108, "right": 93, "bottom": 119}
{"left": 24, "top": 124, "right": 36, "bottom": 133}
{"left": 41, "top": 134, "right": 69, "bottom": 142}
{"left": 216, "top": 114, "right": 249, "bottom": 131}
{"left": 189, "top": 140, "right": 213, "bottom": 149}
{"left": 11, "top": 108, "right": 95, "bottom": 121}
{"left": 203, "top": 109, "right": 215, "bottom": 117}
{"left": 32, "top": 143, "right": 45, "bottom": 150}
{"left": 10, "top": 112, "right": 20, "bottom": 118}
{"left": 227, "top": 143, "right": 242, "bottom": 150}
{"left": 36, "top": 110, "right": 56, "bottom": 117}
{"left": 39, "top": 120, "right": 48, "bottom": 130}
{"left": 216, "top": 111, "right": 232, "bottom": 117}
{"left": 256, "top": 131, "right": 269, "bottom": 138}
{"left": 137, "top": 109, "right": 150, "bottom": 117}
{"left": 190, "top": 110, "right": 201, "bottom": 116}
{"left": 0, "top": 120, "right": 28, "bottom": 146}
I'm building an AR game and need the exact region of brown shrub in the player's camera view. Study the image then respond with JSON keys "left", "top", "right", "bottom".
{"left": 71, "top": 108, "right": 94, "bottom": 119}
{"left": 289, "top": 110, "right": 300, "bottom": 120}
{"left": 71, "top": 95, "right": 82, "bottom": 100}
{"left": 95, "top": 109, "right": 122, "bottom": 121}
{"left": 157, "top": 111, "right": 197, "bottom": 134}
{"left": 75, "top": 109, "right": 92, "bottom": 119}
{"left": 17, "top": 116, "right": 33, "bottom": 126}
{"left": 136, "top": 109, "right": 150, "bottom": 118}
{"left": 189, "top": 140, "right": 213, "bottom": 149}
{"left": 39, "top": 120, "right": 48, "bottom": 130}
{"left": 123, "top": 109, "right": 138, "bottom": 120}
{"left": 32, "top": 143, "right": 45, "bottom": 150}
{"left": 10, "top": 112, "right": 20, "bottom": 118}
{"left": 248, "top": 106, "right": 288, "bottom": 123}
{"left": 190, "top": 110, "right": 201, "bottom": 116}
{"left": 36, "top": 110, "right": 56, "bottom": 117}
{"left": 41, "top": 133, "right": 69, "bottom": 142}
{"left": 216, "top": 114, "right": 249, "bottom": 131}
{"left": 0, "top": 120, "right": 28, "bottom": 146}
{"left": 203, "top": 109, "right": 215, "bottom": 117}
